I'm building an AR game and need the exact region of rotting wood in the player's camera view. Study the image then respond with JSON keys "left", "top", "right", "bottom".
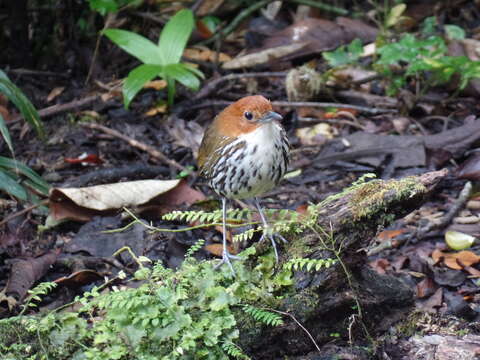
{"left": 241, "top": 169, "right": 448, "bottom": 358}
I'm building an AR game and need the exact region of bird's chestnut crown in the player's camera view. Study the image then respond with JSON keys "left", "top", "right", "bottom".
{"left": 214, "top": 95, "right": 283, "bottom": 137}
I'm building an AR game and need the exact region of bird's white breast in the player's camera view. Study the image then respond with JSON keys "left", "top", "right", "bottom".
{"left": 209, "top": 121, "right": 289, "bottom": 199}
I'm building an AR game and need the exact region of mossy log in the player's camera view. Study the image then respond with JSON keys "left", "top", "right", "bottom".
{"left": 240, "top": 169, "right": 448, "bottom": 358}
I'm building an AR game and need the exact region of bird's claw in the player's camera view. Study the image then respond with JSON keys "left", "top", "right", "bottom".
{"left": 260, "top": 231, "right": 288, "bottom": 263}
{"left": 214, "top": 249, "right": 241, "bottom": 275}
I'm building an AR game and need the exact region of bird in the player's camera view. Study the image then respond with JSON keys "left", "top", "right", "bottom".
{"left": 197, "top": 95, "right": 290, "bottom": 272}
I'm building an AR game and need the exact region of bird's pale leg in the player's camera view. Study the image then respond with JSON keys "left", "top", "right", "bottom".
{"left": 254, "top": 197, "right": 287, "bottom": 263}
{"left": 214, "top": 197, "right": 240, "bottom": 274}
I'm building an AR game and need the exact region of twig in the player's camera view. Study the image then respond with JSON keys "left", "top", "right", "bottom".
{"left": 287, "top": 0, "right": 348, "bottom": 15}
{"left": 0, "top": 199, "right": 49, "bottom": 227}
{"left": 80, "top": 122, "right": 185, "bottom": 171}
{"left": 7, "top": 68, "right": 70, "bottom": 78}
{"left": 272, "top": 101, "right": 397, "bottom": 115}
{"left": 181, "top": 100, "right": 396, "bottom": 115}
{"left": 10, "top": 95, "right": 101, "bottom": 124}
{"left": 264, "top": 307, "right": 321, "bottom": 353}
{"left": 130, "top": 11, "right": 166, "bottom": 25}
{"left": 414, "top": 180, "right": 473, "bottom": 240}
{"left": 193, "top": 72, "right": 286, "bottom": 100}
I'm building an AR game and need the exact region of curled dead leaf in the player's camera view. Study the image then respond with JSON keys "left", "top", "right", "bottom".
{"left": 48, "top": 179, "right": 182, "bottom": 223}
{"left": 432, "top": 249, "right": 480, "bottom": 270}
{"left": 205, "top": 243, "right": 236, "bottom": 257}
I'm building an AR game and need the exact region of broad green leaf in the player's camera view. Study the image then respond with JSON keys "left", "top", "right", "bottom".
{"left": 88, "top": 0, "right": 118, "bottom": 15}
{"left": 0, "top": 156, "right": 50, "bottom": 194}
{"left": 183, "top": 63, "right": 205, "bottom": 79}
{"left": 0, "top": 113, "right": 13, "bottom": 154}
{"left": 386, "top": 4, "right": 406, "bottom": 28}
{"left": 323, "top": 39, "right": 363, "bottom": 67}
{"left": 103, "top": 29, "right": 163, "bottom": 65}
{"left": 0, "top": 170, "right": 27, "bottom": 200}
{"left": 158, "top": 9, "right": 194, "bottom": 64}
{"left": 421, "top": 16, "right": 437, "bottom": 36}
{"left": 0, "top": 71, "right": 44, "bottom": 139}
{"left": 123, "top": 64, "right": 164, "bottom": 108}
{"left": 445, "top": 25, "right": 466, "bottom": 40}
{"left": 164, "top": 64, "right": 200, "bottom": 90}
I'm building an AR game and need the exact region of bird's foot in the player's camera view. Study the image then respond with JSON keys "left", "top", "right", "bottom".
{"left": 260, "top": 229, "right": 288, "bottom": 263}
{"left": 214, "top": 248, "right": 241, "bottom": 275}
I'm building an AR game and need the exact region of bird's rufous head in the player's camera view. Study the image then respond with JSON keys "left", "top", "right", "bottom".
{"left": 214, "top": 95, "right": 282, "bottom": 137}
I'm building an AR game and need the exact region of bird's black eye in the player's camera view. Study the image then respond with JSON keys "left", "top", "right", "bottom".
{"left": 244, "top": 111, "right": 253, "bottom": 121}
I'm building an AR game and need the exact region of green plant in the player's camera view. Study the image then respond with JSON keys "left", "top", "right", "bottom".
{"left": 103, "top": 9, "right": 204, "bottom": 107}
{"left": 323, "top": 38, "right": 363, "bottom": 67}
{"left": 19, "top": 282, "right": 57, "bottom": 316}
{"left": 375, "top": 30, "right": 480, "bottom": 95}
{"left": 242, "top": 305, "right": 283, "bottom": 326}
{"left": 87, "top": 0, "right": 141, "bottom": 15}
{"left": 0, "top": 156, "right": 50, "bottom": 201}
{"left": 0, "top": 191, "right": 349, "bottom": 359}
{"left": 0, "top": 71, "right": 49, "bottom": 201}
{"left": 0, "top": 70, "right": 44, "bottom": 151}
{"left": 283, "top": 258, "right": 336, "bottom": 272}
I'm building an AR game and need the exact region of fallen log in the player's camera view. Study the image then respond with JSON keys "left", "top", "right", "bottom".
{"left": 240, "top": 169, "right": 448, "bottom": 358}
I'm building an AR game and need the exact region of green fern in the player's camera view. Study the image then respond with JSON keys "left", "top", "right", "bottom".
{"left": 185, "top": 238, "right": 206, "bottom": 259}
{"left": 20, "top": 282, "right": 57, "bottom": 315}
{"left": 284, "top": 258, "right": 336, "bottom": 272}
{"left": 243, "top": 305, "right": 283, "bottom": 326}
{"left": 233, "top": 228, "right": 257, "bottom": 243}
{"left": 222, "top": 342, "right": 250, "bottom": 359}
{"left": 163, "top": 208, "right": 254, "bottom": 224}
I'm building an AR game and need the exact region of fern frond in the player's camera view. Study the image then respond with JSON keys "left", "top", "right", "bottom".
{"left": 233, "top": 228, "right": 257, "bottom": 243}
{"left": 185, "top": 239, "right": 205, "bottom": 259}
{"left": 243, "top": 305, "right": 283, "bottom": 326}
{"left": 284, "top": 258, "right": 336, "bottom": 272}
{"left": 28, "top": 282, "right": 57, "bottom": 297}
{"left": 222, "top": 342, "right": 250, "bottom": 359}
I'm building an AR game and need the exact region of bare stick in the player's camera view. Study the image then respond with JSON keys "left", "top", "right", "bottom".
{"left": 264, "top": 307, "right": 321, "bottom": 353}
{"left": 81, "top": 122, "right": 185, "bottom": 171}
{"left": 183, "top": 99, "right": 396, "bottom": 115}
{"left": 11, "top": 95, "right": 100, "bottom": 124}
{"left": 0, "top": 199, "right": 49, "bottom": 227}
{"left": 194, "top": 72, "right": 286, "bottom": 100}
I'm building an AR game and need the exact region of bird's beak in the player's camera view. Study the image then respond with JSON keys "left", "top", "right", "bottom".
{"left": 259, "top": 111, "right": 283, "bottom": 123}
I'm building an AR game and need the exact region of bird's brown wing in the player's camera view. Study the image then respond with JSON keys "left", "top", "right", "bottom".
{"left": 197, "top": 122, "right": 235, "bottom": 179}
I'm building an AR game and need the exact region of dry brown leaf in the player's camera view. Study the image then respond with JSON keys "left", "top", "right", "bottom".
{"left": 48, "top": 179, "right": 181, "bottom": 222}
{"left": 205, "top": 243, "right": 236, "bottom": 257}
{"left": 223, "top": 43, "right": 306, "bottom": 70}
{"left": 416, "top": 277, "right": 436, "bottom": 298}
{"left": 184, "top": 47, "right": 232, "bottom": 63}
{"left": 47, "top": 86, "right": 65, "bottom": 102}
{"left": 432, "top": 249, "right": 480, "bottom": 270}
{"left": 166, "top": 117, "right": 204, "bottom": 157}
{"left": 196, "top": 0, "right": 225, "bottom": 16}
{"left": 153, "top": 179, "right": 206, "bottom": 210}
{"left": 54, "top": 270, "right": 103, "bottom": 287}
{"left": 143, "top": 80, "right": 167, "bottom": 90}
{"left": 260, "top": 18, "right": 377, "bottom": 61}
{"left": 369, "top": 258, "right": 390, "bottom": 274}
{"left": 464, "top": 266, "right": 480, "bottom": 278}
{"left": 145, "top": 103, "right": 168, "bottom": 116}
{"left": 377, "top": 228, "right": 407, "bottom": 242}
